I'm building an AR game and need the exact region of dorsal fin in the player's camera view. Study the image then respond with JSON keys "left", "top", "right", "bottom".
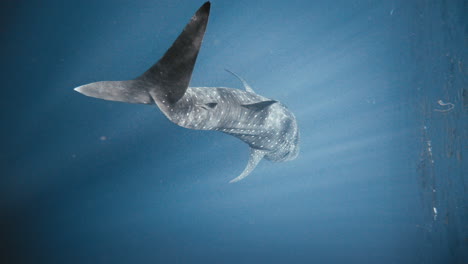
{"left": 224, "top": 69, "right": 255, "bottom": 93}
{"left": 241, "top": 100, "right": 277, "bottom": 110}
{"left": 229, "top": 148, "right": 265, "bottom": 183}
{"left": 139, "top": 2, "right": 211, "bottom": 105}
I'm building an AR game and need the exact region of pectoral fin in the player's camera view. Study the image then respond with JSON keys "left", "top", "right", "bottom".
{"left": 229, "top": 148, "right": 265, "bottom": 183}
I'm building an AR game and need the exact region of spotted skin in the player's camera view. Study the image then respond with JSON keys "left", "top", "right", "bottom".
{"left": 153, "top": 83, "right": 299, "bottom": 182}
{"left": 164, "top": 87, "right": 299, "bottom": 163}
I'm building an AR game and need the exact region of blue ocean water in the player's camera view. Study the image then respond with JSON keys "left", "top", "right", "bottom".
{"left": 1, "top": 0, "right": 466, "bottom": 263}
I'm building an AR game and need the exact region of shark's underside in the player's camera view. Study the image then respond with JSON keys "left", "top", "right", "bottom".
{"left": 74, "top": 2, "right": 299, "bottom": 183}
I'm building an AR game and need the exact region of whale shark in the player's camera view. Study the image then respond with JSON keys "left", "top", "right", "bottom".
{"left": 74, "top": 2, "right": 299, "bottom": 183}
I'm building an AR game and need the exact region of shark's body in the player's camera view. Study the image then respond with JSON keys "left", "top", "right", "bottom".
{"left": 74, "top": 2, "right": 299, "bottom": 182}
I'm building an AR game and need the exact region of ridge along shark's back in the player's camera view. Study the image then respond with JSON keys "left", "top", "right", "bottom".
{"left": 73, "top": 2, "right": 299, "bottom": 183}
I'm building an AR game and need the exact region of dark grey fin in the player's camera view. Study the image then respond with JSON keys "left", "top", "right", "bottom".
{"left": 73, "top": 2, "right": 210, "bottom": 106}
{"left": 74, "top": 80, "right": 154, "bottom": 105}
{"left": 241, "top": 100, "right": 277, "bottom": 110}
{"left": 224, "top": 69, "right": 255, "bottom": 93}
{"left": 139, "top": 2, "right": 211, "bottom": 105}
{"left": 229, "top": 148, "right": 266, "bottom": 183}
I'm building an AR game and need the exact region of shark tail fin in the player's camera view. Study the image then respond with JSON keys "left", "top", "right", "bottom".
{"left": 229, "top": 148, "right": 265, "bottom": 183}
{"left": 74, "top": 2, "right": 211, "bottom": 106}
{"left": 74, "top": 80, "right": 154, "bottom": 105}
{"left": 140, "top": 2, "right": 211, "bottom": 105}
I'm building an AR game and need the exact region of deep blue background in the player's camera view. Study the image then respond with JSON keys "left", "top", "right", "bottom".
{"left": 1, "top": 0, "right": 466, "bottom": 263}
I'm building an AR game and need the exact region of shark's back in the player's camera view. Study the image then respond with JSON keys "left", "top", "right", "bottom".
{"left": 183, "top": 86, "right": 299, "bottom": 162}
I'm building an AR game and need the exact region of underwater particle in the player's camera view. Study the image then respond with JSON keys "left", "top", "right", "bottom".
{"left": 366, "top": 97, "right": 376, "bottom": 104}
{"left": 463, "top": 89, "right": 468, "bottom": 108}
{"left": 426, "top": 140, "right": 434, "bottom": 164}
{"left": 100, "top": 136, "right": 107, "bottom": 141}
{"left": 434, "top": 99, "right": 454, "bottom": 112}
